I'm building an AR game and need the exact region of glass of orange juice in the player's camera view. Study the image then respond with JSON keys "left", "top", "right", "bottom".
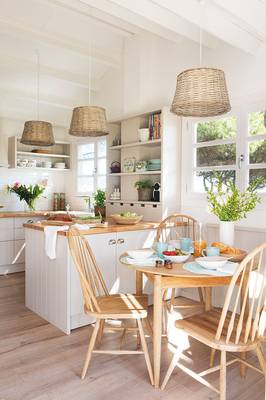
{"left": 193, "top": 222, "right": 207, "bottom": 257}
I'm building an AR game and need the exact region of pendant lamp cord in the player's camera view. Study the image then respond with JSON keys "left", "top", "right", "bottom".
{"left": 89, "top": 43, "right": 92, "bottom": 105}
{"left": 199, "top": 27, "right": 202, "bottom": 66}
{"left": 36, "top": 49, "right": 40, "bottom": 120}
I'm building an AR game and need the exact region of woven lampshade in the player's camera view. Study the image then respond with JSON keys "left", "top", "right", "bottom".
{"left": 21, "top": 121, "right": 55, "bottom": 146}
{"left": 171, "top": 67, "right": 231, "bottom": 117}
{"left": 69, "top": 106, "right": 109, "bottom": 137}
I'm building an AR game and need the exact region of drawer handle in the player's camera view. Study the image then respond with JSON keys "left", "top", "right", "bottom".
{"left": 26, "top": 219, "right": 34, "bottom": 224}
{"left": 108, "top": 239, "right": 116, "bottom": 245}
{"left": 117, "top": 238, "right": 124, "bottom": 244}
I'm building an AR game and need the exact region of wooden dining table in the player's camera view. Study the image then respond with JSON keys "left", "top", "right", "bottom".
{"left": 119, "top": 254, "right": 241, "bottom": 388}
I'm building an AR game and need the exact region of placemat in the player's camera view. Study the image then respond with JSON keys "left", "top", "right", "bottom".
{"left": 183, "top": 261, "right": 238, "bottom": 276}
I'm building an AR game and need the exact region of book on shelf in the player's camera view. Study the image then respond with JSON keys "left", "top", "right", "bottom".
{"left": 148, "top": 111, "right": 161, "bottom": 140}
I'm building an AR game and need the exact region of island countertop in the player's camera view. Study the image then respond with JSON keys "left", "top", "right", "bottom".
{"left": 0, "top": 210, "right": 52, "bottom": 218}
{"left": 23, "top": 220, "right": 160, "bottom": 235}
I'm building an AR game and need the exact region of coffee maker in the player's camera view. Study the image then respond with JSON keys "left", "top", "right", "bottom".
{"left": 152, "top": 182, "right": 160, "bottom": 202}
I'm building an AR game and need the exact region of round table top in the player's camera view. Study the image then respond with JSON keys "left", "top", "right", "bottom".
{"left": 119, "top": 252, "right": 234, "bottom": 285}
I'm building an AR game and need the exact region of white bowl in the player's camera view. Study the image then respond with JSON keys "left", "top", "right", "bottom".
{"left": 127, "top": 249, "right": 155, "bottom": 260}
{"left": 163, "top": 253, "right": 190, "bottom": 263}
{"left": 196, "top": 256, "right": 229, "bottom": 270}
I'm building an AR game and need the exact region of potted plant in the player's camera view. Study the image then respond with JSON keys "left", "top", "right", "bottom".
{"left": 92, "top": 189, "right": 106, "bottom": 218}
{"left": 205, "top": 175, "right": 264, "bottom": 245}
{"left": 7, "top": 182, "right": 46, "bottom": 211}
{"left": 135, "top": 179, "right": 153, "bottom": 202}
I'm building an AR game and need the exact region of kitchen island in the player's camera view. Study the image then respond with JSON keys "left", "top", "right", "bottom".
{"left": 24, "top": 221, "right": 158, "bottom": 334}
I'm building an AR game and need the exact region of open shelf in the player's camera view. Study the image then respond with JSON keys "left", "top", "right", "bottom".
{"left": 16, "top": 166, "right": 70, "bottom": 172}
{"left": 17, "top": 151, "right": 70, "bottom": 159}
{"left": 109, "top": 139, "right": 161, "bottom": 150}
{"left": 107, "top": 200, "right": 161, "bottom": 205}
{"left": 109, "top": 171, "right": 161, "bottom": 176}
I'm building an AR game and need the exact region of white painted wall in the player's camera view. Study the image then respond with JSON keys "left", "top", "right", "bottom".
{"left": 0, "top": 118, "right": 67, "bottom": 211}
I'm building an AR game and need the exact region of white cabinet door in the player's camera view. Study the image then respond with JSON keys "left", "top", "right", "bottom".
{"left": 116, "top": 229, "right": 156, "bottom": 295}
{"left": 0, "top": 241, "right": 14, "bottom": 266}
{"left": 85, "top": 233, "right": 118, "bottom": 294}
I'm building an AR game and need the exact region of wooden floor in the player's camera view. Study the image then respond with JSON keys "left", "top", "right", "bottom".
{"left": 0, "top": 272, "right": 265, "bottom": 400}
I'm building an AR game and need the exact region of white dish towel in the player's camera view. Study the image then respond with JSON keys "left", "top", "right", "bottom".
{"left": 44, "top": 225, "right": 69, "bottom": 260}
{"left": 44, "top": 224, "right": 92, "bottom": 260}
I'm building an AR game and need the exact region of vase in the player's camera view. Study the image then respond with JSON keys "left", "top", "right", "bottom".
{"left": 219, "top": 221, "right": 235, "bottom": 246}
{"left": 94, "top": 206, "right": 105, "bottom": 218}
{"left": 137, "top": 188, "right": 153, "bottom": 202}
{"left": 24, "top": 201, "right": 36, "bottom": 212}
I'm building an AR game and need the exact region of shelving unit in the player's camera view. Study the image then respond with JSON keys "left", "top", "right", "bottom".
{"left": 109, "top": 171, "right": 161, "bottom": 176}
{"left": 109, "top": 139, "right": 161, "bottom": 150}
{"left": 107, "top": 106, "right": 181, "bottom": 221}
{"left": 8, "top": 136, "right": 72, "bottom": 171}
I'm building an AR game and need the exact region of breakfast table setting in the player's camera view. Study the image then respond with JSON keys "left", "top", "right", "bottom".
{"left": 119, "top": 238, "right": 247, "bottom": 388}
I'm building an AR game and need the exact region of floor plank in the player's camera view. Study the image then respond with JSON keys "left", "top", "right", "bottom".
{"left": 0, "top": 272, "right": 265, "bottom": 400}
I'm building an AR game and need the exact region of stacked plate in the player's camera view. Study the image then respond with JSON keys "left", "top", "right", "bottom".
{"left": 147, "top": 159, "right": 161, "bottom": 171}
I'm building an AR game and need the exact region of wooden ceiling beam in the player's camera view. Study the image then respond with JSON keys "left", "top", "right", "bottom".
{"left": 80, "top": 0, "right": 219, "bottom": 48}
{"left": 150, "top": 0, "right": 261, "bottom": 54}
{"left": 0, "top": 54, "right": 99, "bottom": 90}
{"left": 0, "top": 16, "right": 121, "bottom": 69}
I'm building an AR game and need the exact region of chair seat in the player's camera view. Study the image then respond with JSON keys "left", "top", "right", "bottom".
{"left": 85, "top": 293, "right": 148, "bottom": 319}
{"left": 175, "top": 308, "right": 258, "bottom": 352}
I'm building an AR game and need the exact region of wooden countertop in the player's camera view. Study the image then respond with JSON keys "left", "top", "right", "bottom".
{"left": 23, "top": 221, "right": 159, "bottom": 235}
{"left": 0, "top": 211, "right": 52, "bottom": 218}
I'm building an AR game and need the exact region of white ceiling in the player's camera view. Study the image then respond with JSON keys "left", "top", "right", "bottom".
{"left": 0, "top": 0, "right": 265, "bottom": 127}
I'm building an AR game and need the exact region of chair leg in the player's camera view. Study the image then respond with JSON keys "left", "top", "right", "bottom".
{"left": 220, "top": 351, "right": 226, "bottom": 400}
{"left": 144, "top": 317, "right": 153, "bottom": 341}
{"left": 161, "top": 353, "right": 177, "bottom": 390}
{"left": 255, "top": 344, "right": 266, "bottom": 400}
{"left": 97, "top": 319, "right": 105, "bottom": 346}
{"left": 137, "top": 318, "right": 154, "bottom": 385}
{"left": 81, "top": 319, "right": 101, "bottom": 379}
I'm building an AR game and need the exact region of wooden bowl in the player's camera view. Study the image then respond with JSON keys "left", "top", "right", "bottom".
{"left": 222, "top": 250, "right": 247, "bottom": 263}
{"left": 110, "top": 214, "right": 143, "bottom": 225}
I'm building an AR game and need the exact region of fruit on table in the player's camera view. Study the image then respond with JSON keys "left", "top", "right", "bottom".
{"left": 162, "top": 249, "right": 188, "bottom": 256}
{"left": 119, "top": 212, "right": 138, "bottom": 218}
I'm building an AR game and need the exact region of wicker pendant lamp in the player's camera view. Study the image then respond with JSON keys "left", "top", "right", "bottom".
{"left": 69, "top": 46, "right": 108, "bottom": 137}
{"left": 21, "top": 51, "right": 54, "bottom": 146}
{"left": 171, "top": 29, "right": 231, "bottom": 117}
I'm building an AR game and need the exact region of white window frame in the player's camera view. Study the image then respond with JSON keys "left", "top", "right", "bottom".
{"left": 75, "top": 137, "right": 107, "bottom": 196}
{"left": 181, "top": 104, "right": 266, "bottom": 209}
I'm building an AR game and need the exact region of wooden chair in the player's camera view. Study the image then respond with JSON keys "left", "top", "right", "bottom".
{"left": 68, "top": 226, "right": 154, "bottom": 384}
{"left": 156, "top": 214, "right": 205, "bottom": 330}
{"left": 161, "top": 242, "right": 266, "bottom": 400}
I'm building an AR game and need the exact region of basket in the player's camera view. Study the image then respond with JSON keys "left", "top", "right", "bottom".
{"left": 110, "top": 214, "right": 143, "bottom": 225}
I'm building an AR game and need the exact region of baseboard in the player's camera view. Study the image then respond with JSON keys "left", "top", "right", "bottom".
{"left": 0, "top": 263, "right": 25, "bottom": 275}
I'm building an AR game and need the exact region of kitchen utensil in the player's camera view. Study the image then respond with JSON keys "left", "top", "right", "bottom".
{"left": 110, "top": 161, "right": 121, "bottom": 173}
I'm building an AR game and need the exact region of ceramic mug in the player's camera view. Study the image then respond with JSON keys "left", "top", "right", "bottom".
{"left": 202, "top": 246, "right": 220, "bottom": 257}
{"left": 180, "top": 237, "right": 194, "bottom": 253}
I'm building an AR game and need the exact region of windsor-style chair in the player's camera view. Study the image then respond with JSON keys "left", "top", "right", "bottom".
{"left": 68, "top": 227, "right": 154, "bottom": 384}
{"left": 156, "top": 214, "right": 205, "bottom": 330}
{"left": 161, "top": 242, "right": 266, "bottom": 400}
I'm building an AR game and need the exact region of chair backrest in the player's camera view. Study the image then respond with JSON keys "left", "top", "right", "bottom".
{"left": 216, "top": 242, "right": 266, "bottom": 345}
{"left": 68, "top": 226, "right": 108, "bottom": 313}
{"left": 156, "top": 214, "right": 197, "bottom": 242}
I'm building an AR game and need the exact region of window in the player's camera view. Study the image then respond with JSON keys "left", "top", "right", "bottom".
{"left": 248, "top": 111, "right": 266, "bottom": 192}
{"left": 193, "top": 117, "right": 237, "bottom": 192}
{"left": 76, "top": 139, "right": 107, "bottom": 195}
{"left": 184, "top": 111, "right": 266, "bottom": 198}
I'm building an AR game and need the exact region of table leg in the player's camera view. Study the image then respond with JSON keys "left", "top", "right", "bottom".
{"left": 153, "top": 274, "right": 162, "bottom": 388}
{"left": 204, "top": 287, "right": 212, "bottom": 311}
{"left": 136, "top": 271, "right": 143, "bottom": 295}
